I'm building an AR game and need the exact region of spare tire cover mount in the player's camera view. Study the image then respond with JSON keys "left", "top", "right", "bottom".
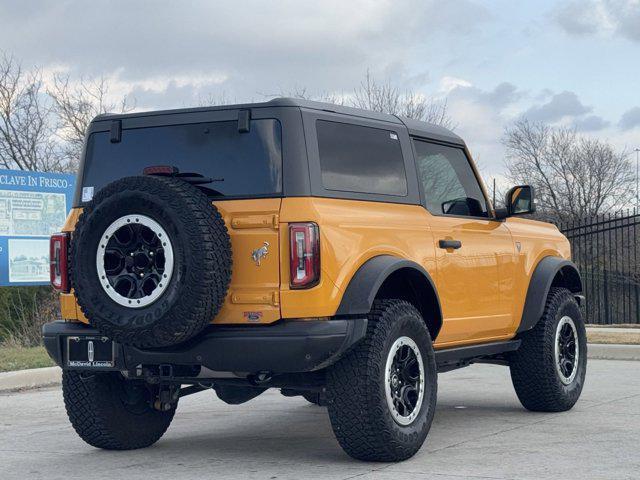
{"left": 71, "top": 175, "right": 232, "bottom": 349}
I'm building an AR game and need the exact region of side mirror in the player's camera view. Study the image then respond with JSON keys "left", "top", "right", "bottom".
{"left": 495, "top": 185, "right": 536, "bottom": 219}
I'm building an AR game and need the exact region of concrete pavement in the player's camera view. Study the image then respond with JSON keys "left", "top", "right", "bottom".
{"left": 2, "top": 359, "right": 639, "bottom": 480}
{"left": 586, "top": 343, "right": 640, "bottom": 361}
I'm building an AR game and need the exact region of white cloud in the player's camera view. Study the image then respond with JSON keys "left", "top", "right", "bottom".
{"left": 0, "top": 0, "right": 633, "bottom": 177}
{"left": 442, "top": 80, "right": 527, "bottom": 174}
{"left": 0, "top": 0, "right": 491, "bottom": 105}
{"left": 522, "top": 91, "right": 592, "bottom": 123}
{"left": 554, "top": 0, "right": 640, "bottom": 42}
{"left": 573, "top": 115, "right": 610, "bottom": 132}
{"left": 439, "top": 76, "right": 473, "bottom": 94}
{"left": 619, "top": 107, "right": 640, "bottom": 130}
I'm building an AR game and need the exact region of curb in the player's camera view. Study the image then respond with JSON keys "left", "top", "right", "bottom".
{"left": 1, "top": 343, "right": 639, "bottom": 393}
{"left": 587, "top": 343, "right": 640, "bottom": 361}
{"left": 0, "top": 366, "right": 61, "bottom": 393}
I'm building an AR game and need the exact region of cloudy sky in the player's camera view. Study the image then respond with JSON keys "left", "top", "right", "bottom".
{"left": 1, "top": 0, "right": 638, "bottom": 177}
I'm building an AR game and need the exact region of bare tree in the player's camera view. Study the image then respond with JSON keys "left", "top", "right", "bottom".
{"left": 196, "top": 91, "right": 236, "bottom": 107}
{"left": 48, "top": 74, "right": 133, "bottom": 171}
{"left": 272, "top": 71, "right": 453, "bottom": 128}
{"left": 352, "top": 71, "right": 453, "bottom": 128}
{"left": 285, "top": 86, "right": 347, "bottom": 106}
{"left": 503, "top": 119, "right": 634, "bottom": 222}
{"left": 0, "top": 53, "right": 65, "bottom": 172}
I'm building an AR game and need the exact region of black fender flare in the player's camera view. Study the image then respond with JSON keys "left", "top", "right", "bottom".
{"left": 518, "top": 256, "right": 583, "bottom": 333}
{"left": 335, "top": 255, "right": 442, "bottom": 328}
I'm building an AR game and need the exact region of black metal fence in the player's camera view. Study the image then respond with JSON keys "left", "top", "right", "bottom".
{"left": 558, "top": 210, "right": 640, "bottom": 325}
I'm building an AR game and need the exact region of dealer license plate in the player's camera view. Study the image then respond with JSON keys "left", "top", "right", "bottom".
{"left": 66, "top": 336, "right": 115, "bottom": 368}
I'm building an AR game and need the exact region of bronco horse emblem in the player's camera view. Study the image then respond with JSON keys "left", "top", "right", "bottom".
{"left": 251, "top": 241, "right": 270, "bottom": 266}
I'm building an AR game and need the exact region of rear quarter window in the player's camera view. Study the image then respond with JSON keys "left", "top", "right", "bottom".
{"left": 316, "top": 120, "right": 407, "bottom": 196}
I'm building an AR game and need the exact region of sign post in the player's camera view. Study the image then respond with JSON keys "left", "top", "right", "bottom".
{"left": 0, "top": 169, "right": 75, "bottom": 286}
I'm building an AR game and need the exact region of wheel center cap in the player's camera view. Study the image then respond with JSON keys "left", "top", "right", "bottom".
{"left": 391, "top": 374, "right": 400, "bottom": 389}
{"left": 133, "top": 251, "right": 150, "bottom": 269}
{"left": 125, "top": 255, "right": 134, "bottom": 268}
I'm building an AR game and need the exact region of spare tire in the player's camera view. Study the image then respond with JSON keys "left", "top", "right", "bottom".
{"left": 71, "top": 175, "right": 232, "bottom": 348}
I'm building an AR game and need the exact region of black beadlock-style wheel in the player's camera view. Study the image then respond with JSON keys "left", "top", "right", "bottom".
{"left": 326, "top": 299, "right": 437, "bottom": 462}
{"left": 71, "top": 175, "right": 232, "bottom": 348}
{"left": 62, "top": 371, "right": 176, "bottom": 450}
{"left": 510, "top": 287, "right": 587, "bottom": 412}
{"left": 97, "top": 214, "right": 174, "bottom": 308}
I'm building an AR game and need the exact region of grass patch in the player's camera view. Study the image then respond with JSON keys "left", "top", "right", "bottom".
{"left": 0, "top": 346, "right": 55, "bottom": 372}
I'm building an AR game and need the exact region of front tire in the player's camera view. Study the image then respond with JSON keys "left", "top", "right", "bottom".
{"left": 510, "top": 287, "right": 587, "bottom": 412}
{"left": 326, "top": 299, "right": 437, "bottom": 462}
{"left": 62, "top": 371, "right": 176, "bottom": 450}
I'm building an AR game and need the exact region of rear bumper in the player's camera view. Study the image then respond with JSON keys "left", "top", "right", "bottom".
{"left": 42, "top": 318, "right": 367, "bottom": 374}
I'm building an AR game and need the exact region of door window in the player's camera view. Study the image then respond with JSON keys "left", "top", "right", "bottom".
{"left": 413, "top": 140, "right": 488, "bottom": 217}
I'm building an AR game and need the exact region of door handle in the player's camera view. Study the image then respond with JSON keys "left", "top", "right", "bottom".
{"left": 439, "top": 239, "right": 462, "bottom": 250}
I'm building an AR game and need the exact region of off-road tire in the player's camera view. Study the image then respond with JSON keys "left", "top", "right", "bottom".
{"left": 62, "top": 371, "right": 176, "bottom": 450}
{"left": 326, "top": 299, "right": 437, "bottom": 462}
{"left": 71, "top": 175, "right": 232, "bottom": 348}
{"left": 510, "top": 287, "right": 587, "bottom": 412}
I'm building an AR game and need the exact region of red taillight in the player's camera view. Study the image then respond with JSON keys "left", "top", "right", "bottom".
{"left": 50, "top": 232, "right": 70, "bottom": 292}
{"left": 143, "top": 165, "right": 178, "bottom": 176}
{"left": 289, "top": 222, "right": 320, "bottom": 289}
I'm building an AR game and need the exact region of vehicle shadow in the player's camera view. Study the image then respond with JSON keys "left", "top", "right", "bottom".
{"left": 155, "top": 401, "right": 349, "bottom": 463}
{"left": 96, "top": 394, "right": 533, "bottom": 465}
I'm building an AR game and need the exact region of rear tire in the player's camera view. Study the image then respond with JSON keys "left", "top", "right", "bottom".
{"left": 62, "top": 371, "right": 176, "bottom": 450}
{"left": 327, "top": 299, "right": 437, "bottom": 462}
{"left": 510, "top": 287, "right": 587, "bottom": 412}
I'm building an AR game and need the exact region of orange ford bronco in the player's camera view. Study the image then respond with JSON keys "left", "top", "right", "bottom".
{"left": 44, "top": 99, "right": 586, "bottom": 461}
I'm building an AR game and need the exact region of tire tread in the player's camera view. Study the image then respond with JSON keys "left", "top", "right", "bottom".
{"left": 62, "top": 371, "right": 175, "bottom": 450}
{"left": 510, "top": 287, "right": 586, "bottom": 412}
{"left": 327, "top": 299, "right": 437, "bottom": 462}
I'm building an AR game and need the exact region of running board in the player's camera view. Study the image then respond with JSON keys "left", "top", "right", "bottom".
{"left": 435, "top": 339, "right": 521, "bottom": 373}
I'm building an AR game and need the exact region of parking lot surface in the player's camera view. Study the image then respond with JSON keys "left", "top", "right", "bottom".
{"left": 2, "top": 359, "right": 639, "bottom": 480}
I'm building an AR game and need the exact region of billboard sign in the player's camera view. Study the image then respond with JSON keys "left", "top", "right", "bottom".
{"left": 0, "top": 169, "right": 75, "bottom": 286}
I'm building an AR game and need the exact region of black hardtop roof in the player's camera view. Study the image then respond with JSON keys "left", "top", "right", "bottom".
{"left": 95, "top": 97, "right": 464, "bottom": 146}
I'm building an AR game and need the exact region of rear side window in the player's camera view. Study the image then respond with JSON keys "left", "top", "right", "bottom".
{"left": 413, "top": 140, "right": 488, "bottom": 218}
{"left": 82, "top": 119, "right": 282, "bottom": 199}
{"left": 316, "top": 120, "right": 407, "bottom": 196}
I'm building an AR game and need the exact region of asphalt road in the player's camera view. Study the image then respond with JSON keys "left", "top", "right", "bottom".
{"left": 2, "top": 360, "right": 639, "bottom": 480}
